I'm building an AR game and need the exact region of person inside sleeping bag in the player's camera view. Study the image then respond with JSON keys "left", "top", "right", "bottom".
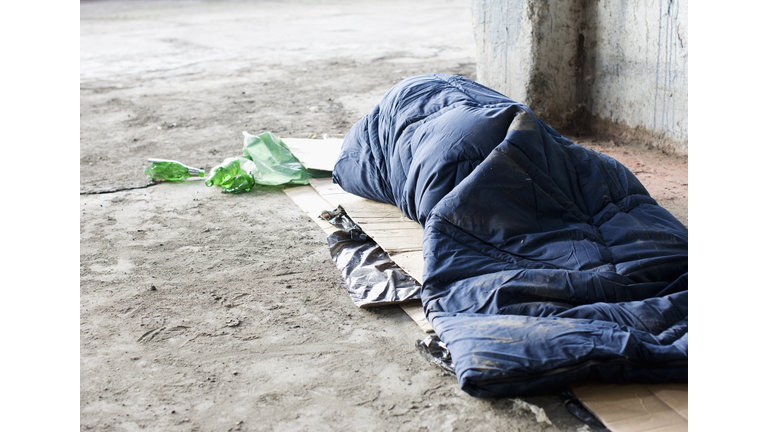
{"left": 332, "top": 73, "right": 687, "bottom": 397}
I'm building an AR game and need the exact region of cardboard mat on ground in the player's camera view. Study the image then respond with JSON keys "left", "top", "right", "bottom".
{"left": 282, "top": 138, "right": 688, "bottom": 432}
{"left": 283, "top": 179, "right": 429, "bottom": 332}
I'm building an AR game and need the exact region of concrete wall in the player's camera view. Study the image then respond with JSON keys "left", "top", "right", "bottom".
{"left": 472, "top": 0, "right": 688, "bottom": 151}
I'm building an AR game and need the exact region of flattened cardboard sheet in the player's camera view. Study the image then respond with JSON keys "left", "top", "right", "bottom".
{"left": 309, "top": 178, "right": 371, "bottom": 206}
{"left": 309, "top": 179, "right": 423, "bottom": 253}
{"left": 283, "top": 183, "right": 433, "bottom": 333}
{"left": 281, "top": 137, "right": 343, "bottom": 172}
{"left": 399, "top": 300, "right": 432, "bottom": 333}
{"left": 283, "top": 186, "right": 336, "bottom": 235}
{"left": 388, "top": 251, "right": 424, "bottom": 285}
{"left": 571, "top": 382, "right": 688, "bottom": 432}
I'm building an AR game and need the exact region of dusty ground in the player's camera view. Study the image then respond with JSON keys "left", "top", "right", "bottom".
{"left": 80, "top": 1, "right": 688, "bottom": 431}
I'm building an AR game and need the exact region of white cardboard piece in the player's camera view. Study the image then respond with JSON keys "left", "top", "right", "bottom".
{"left": 572, "top": 382, "right": 688, "bottom": 431}
{"left": 282, "top": 138, "right": 343, "bottom": 172}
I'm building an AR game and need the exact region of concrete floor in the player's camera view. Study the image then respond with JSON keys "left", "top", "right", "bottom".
{"left": 74, "top": 1, "right": 688, "bottom": 431}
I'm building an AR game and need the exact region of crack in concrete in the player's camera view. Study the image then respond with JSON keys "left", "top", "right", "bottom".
{"left": 80, "top": 181, "right": 159, "bottom": 195}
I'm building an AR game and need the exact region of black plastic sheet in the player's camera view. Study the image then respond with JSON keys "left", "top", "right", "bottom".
{"left": 416, "top": 334, "right": 455, "bottom": 376}
{"left": 322, "top": 207, "right": 421, "bottom": 308}
{"left": 559, "top": 389, "right": 610, "bottom": 432}
{"left": 417, "top": 334, "right": 610, "bottom": 431}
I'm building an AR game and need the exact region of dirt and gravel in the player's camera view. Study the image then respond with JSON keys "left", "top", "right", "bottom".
{"left": 80, "top": 1, "right": 687, "bottom": 431}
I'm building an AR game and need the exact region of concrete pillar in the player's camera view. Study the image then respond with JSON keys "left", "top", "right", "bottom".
{"left": 472, "top": 0, "right": 687, "bottom": 152}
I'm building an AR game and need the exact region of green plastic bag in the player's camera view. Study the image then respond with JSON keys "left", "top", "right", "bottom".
{"left": 206, "top": 132, "right": 311, "bottom": 193}
{"left": 242, "top": 131, "right": 311, "bottom": 186}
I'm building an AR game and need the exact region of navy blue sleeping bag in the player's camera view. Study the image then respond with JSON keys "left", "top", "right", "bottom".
{"left": 332, "top": 74, "right": 687, "bottom": 397}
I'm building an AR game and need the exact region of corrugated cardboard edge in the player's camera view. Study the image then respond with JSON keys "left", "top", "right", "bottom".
{"left": 282, "top": 137, "right": 343, "bottom": 172}
{"left": 283, "top": 183, "right": 433, "bottom": 333}
{"left": 283, "top": 185, "right": 336, "bottom": 235}
{"left": 571, "top": 382, "right": 688, "bottom": 432}
{"left": 308, "top": 179, "right": 426, "bottom": 279}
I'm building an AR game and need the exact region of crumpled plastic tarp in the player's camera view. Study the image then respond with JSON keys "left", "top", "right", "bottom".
{"left": 322, "top": 207, "right": 421, "bottom": 308}
{"left": 332, "top": 73, "right": 688, "bottom": 397}
{"left": 416, "top": 334, "right": 454, "bottom": 376}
